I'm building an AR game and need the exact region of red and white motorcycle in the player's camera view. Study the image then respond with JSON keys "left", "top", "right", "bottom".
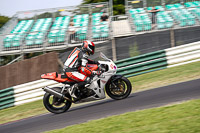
{"left": 41, "top": 52, "right": 132, "bottom": 114}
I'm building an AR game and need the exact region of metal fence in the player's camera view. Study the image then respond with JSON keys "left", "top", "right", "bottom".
{"left": 125, "top": 0, "right": 200, "bottom": 34}
{"left": 1, "top": 1, "right": 200, "bottom": 64}
{"left": 0, "top": 2, "right": 111, "bottom": 55}
{"left": 58, "top": 24, "right": 200, "bottom": 63}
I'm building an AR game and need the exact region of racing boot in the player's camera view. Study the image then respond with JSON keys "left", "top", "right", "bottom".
{"left": 68, "top": 83, "right": 79, "bottom": 98}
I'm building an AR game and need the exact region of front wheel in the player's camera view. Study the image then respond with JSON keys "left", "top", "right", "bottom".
{"left": 105, "top": 76, "right": 132, "bottom": 100}
{"left": 43, "top": 87, "right": 72, "bottom": 114}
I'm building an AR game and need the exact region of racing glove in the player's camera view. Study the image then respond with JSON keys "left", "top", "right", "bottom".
{"left": 92, "top": 70, "right": 102, "bottom": 76}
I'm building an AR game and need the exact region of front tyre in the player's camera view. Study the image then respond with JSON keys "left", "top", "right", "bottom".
{"left": 106, "top": 76, "right": 132, "bottom": 100}
{"left": 43, "top": 87, "right": 72, "bottom": 114}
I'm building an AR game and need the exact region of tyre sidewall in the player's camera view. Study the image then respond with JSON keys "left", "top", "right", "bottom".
{"left": 106, "top": 76, "right": 132, "bottom": 100}
{"left": 43, "top": 87, "right": 72, "bottom": 114}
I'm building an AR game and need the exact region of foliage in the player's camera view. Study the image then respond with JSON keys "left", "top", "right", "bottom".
{"left": 82, "top": 0, "right": 125, "bottom": 15}
{"left": 129, "top": 42, "right": 140, "bottom": 57}
{"left": 82, "top": 0, "right": 183, "bottom": 15}
{"left": 0, "top": 55, "right": 20, "bottom": 66}
{"left": 0, "top": 16, "right": 10, "bottom": 28}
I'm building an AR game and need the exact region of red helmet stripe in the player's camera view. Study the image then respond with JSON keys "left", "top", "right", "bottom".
{"left": 84, "top": 41, "right": 88, "bottom": 48}
{"left": 91, "top": 41, "right": 95, "bottom": 46}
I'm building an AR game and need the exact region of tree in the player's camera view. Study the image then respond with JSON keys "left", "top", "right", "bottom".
{"left": 82, "top": 0, "right": 125, "bottom": 15}
{"left": 0, "top": 16, "right": 10, "bottom": 28}
{"left": 129, "top": 42, "right": 140, "bottom": 57}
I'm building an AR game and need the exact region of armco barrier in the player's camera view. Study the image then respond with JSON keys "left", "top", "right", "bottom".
{"left": 116, "top": 51, "right": 168, "bottom": 77}
{"left": 115, "top": 50, "right": 166, "bottom": 68}
{"left": 0, "top": 41, "right": 200, "bottom": 110}
{"left": 0, "top": 88, "right": 14, "bottom": 110}
{"left": 116, "top": 41, "right": 200, "bottom": 77}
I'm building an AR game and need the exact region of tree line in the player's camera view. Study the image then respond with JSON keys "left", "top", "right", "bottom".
{"left": 0, "top": 15, "right": 10, "bottom": 28}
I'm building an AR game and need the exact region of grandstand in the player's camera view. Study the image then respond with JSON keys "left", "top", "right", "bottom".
{"left": 0, "top": 0, "right": 200, "bottom": 60}
{"left": 0, "top": 2, "right": 110, "bottom": 56}
{"left": 127, "top": 1, "right": 200, "bottom": 32}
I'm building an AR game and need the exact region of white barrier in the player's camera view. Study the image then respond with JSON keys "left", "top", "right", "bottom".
{"left": 165, "top": 41, "right": 200, "bottom": 56}
{"left": 167, "top": 50, "right": 200, "bottom": 65}
{"left": 165, "top": 41, "right": 200, "bottom": 67}
{"left": 12, "top": 79, "right": 62, "bottom": 106}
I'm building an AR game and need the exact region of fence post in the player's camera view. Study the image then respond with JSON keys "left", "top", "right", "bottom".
{"left": 112, "top": 37, "right": 117, "bottom": 61}
{"left": 170, "top": 29, "right": 175, "bottom": 47}
{"left": 143, "top": 0, "right": 147, "bottom": 8}
{"left": 161, "top": 0, "right": 165, "bottom": 7}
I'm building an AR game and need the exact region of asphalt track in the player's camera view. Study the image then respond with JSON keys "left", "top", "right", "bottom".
{"left": 0, "top": 78, "right": 200, "bottom": 133}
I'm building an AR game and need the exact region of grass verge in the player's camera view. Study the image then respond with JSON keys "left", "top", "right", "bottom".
{"left": 0, "top": 61, "right": 200, "bottom": 124}
{"left": 45, "top": 99, "right": 200, "bottom": 133}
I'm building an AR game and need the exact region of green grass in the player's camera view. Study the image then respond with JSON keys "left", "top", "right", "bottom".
{"left": 0, "top": 61, "right": 200, "bottom": 124}
{"left": 46, "top": 99, "right": 200, "bottom": 133}
{"left": 0, "top": 99, "right": 48, "bottom": 124}
{"left": 130, "top": 61, "right": 200, "bottom": 92}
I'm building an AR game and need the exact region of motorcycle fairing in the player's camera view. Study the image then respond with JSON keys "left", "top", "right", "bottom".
{"left": 86, "top": 64, "right": 98, "bottom": 71}
{"left": 41, "top": 72, "right": 74, "bottom": 83}
{"left": 87, "top": 60, "right": 117, "bottom": 99}
{"left": 41, "top": 72, "right": 58, "bottom": 79}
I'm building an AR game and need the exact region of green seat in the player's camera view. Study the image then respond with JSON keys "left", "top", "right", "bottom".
{"left": 135, "top": 26, "right": 143, "bottom": 31}
{"left": 78, "top": 34, "right": 87, "bottom": 40}
{"left": 166, "top": 21, "right": 173, "bottom": 28}
{"left": 92, "top": 28, "right": 101, "bottom": 33}
{"left": 26, "top": 40, "right": 34, "bottom": 45}
{"left": 101, "top": 32, "right": 108, "bottom": 38}
{"left": 147, "top": 7, "right": 152, "bottom": 11}
{"left": 4, "top": 43, "right": 11, "bottom": 48}
{"left": 12, "top": 42, "right": 20, "bottom": 47}
{"left": 92, "top": 33, "right": 100, "bottom": 38}
{"left": 49, "top": 38, "right": 56, "bottom": 43}
{"left": 188, "top": 20, "right": 195, "bottom": 25}
{"left": 35, "top": 39, "right": 43, "bottom": 45}
{"left": 57, "top": 37, "right": 65, "bottom": 42}
{"left": 158, "top": 23, "right": 165, "bottom": 29}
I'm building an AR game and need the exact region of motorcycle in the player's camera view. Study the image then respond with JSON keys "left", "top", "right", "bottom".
{"left": 41, "top": 52, "right": 132, "bottom": 114}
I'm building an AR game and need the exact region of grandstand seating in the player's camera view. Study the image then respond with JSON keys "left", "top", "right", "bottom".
{"left": 190, "top": 8, "right": 200, "bottom": 20}
{"left": 146, "top": 6, "right": 174, "bottom": 29}
{"left": 185, "top": 1, "right": 200, "bottom": 21}
{"left": 2, "top": 1, "right": 200, "bottom": 49}
{"left": 48, "top": 16, "right": 70, "bottom": 43}
{"left": 129, "top": 1, "right": 200, "bottom": 32}
{"left": 156, "top": 11, "right": 174, "bottom": 29}
{"left": 73, "top": 14, "right": 89, "bottom": 40}
{"left": 166, "top": 3, "right": 196, "bottom": 27}
{"left": 129, "top": 9, "right": 152, "bottom": 31}
{"left": 3, "top": 20, "right": 34, "bottom": 47}
{"left": 92, "top": 12, "right": 109, "bottom": 39}
{"left": 185, "top": 1, "right": 200, "bottom": 7}
{"left": 26, "top": 18, "right": 52, "bottom": 45}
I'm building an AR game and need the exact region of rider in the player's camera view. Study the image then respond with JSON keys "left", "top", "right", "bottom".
{"left": 63, "top": 41, "right": 99, "bottom": 98}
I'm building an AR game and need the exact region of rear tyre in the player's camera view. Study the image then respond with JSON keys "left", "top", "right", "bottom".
{"left": 43, "top": 87, "right": 72, "bottom": 114}
{"left": 106, "top": 76, "right": 132, "bottom": 100}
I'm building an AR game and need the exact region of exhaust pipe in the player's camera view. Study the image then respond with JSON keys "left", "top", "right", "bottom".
{"left": 43, "top": 86, "right": 73, "bottom": 102}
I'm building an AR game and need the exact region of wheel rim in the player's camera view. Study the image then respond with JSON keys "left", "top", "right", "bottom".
{"left": 109, "top": 79, "right": 128, "bottom": 97}
{"left": 47, "top": 94, "right": 69, "bottom": 110}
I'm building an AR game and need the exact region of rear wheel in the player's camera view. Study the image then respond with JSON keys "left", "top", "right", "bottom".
{"left": 43, "top": 87, "right": 72, "bottom": 114}
{"left": 106, "top": 76, "right": 132, "bottom": 100}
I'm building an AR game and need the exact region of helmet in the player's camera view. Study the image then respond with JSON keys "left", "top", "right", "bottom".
{"left": 82, "top": 41, "right": 95, "bottom": 55}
